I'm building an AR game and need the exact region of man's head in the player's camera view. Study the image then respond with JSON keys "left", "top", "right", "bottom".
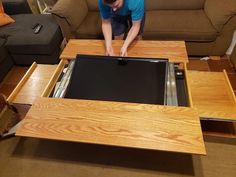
{"left": 103, "top": 0, "right": 124, "bottom": 11}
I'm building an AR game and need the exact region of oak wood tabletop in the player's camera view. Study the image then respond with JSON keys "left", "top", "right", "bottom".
{"left": 16, "top": 97, "right": 206, "bottom": 155}
{"left": 60, "top": 39, "right": 188, "bottom": 63}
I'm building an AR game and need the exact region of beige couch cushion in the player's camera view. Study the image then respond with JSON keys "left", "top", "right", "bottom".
{"left": 144, "top": 10, "right": 218, "bottom": 41}
{"left": 52, "top": 0, "right": 88, "bottom": 31}
{"left": 86, "top": 0, "right": 99, "bottom": 11}
{"left": 204, "top": 0, "right": 236, "bottom": 31}
{"left": 146, "top": 0, "right": 205, "bottom": 10}
{"left": 75, "top": 12, "right": 103, "bottom": 39}
{"left": 86, "top": 0, "right": 205, "bottom": 11}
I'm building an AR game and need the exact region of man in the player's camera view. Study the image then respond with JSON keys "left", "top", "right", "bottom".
{"left": 98, "top": 0, "right": 145, "bottom": 56}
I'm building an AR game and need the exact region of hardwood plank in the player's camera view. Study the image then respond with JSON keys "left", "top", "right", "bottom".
{"left": 0, "top": 66, "right": 29, "bottom": 86}
{"left": 7, "top": 62, "right": 37, "bottom": 103}
{"left": 16, "top": 97, "right": 206, "bottom": 155}
{"left": 207, "top": 59, "right": 235, "bottom": 73}
{"left": 12, "top": 65, "right": 58, "bottom": 105}
{"left": 227, "top": 73, "right": 236, "bottom": 92}
{"left": 188, "top": 71, "right": 236, "bottom": 121}
{"left": 0, "top": 84, "right": 17, "bottom": 98}
{"left": 187, "top": 60, "right": 210, "bottom": 71}
{"left": 60, "top": 40, "right": 188, "bottom": 63}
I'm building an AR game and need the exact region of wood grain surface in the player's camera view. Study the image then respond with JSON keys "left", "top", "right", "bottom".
{"left": 16, "top": 97, "right": 206, "bottom": 155}
{"left": 11, "top": 65, "right": 58, "bottom": 105}
{"left": 41, "top": 60, "right": 66, "bottom": 97}
{"left": 188, "top": 71, "right": 236, "bottom": 121}
{"left": 60, "top": 40, "right": 188, "bottom": 63}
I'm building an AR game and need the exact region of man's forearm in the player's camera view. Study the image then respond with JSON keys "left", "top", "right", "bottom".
{"left": 122, "top": 23, "right": 140, "bottom": 49}
{"left": 102, "top": 19, "right": 113, "bottom": 47}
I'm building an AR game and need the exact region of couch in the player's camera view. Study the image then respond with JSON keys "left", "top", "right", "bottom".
{"left": 0, "top": 0, "right": 31, "bottom": 82}
{"left": 0, "top": 0, "right": 63, "bottom": 65}
{"left": 51, "top": 0, "right": 236, "bottom": 62}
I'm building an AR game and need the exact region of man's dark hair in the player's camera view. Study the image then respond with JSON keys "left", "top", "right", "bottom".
{"left": 103, "top": 0, "right": 117, "bottom": 4}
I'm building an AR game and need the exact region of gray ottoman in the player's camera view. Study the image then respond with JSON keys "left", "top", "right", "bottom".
{"left": 0, "top": 14, "right": 62, "bottom": 65}
{"left": 2, "top": 0, "right": 32, "bottom": 15}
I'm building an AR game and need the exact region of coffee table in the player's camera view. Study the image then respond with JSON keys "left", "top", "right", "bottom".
{"left": 8, "top": 40, "right": 236, "bottom": 155}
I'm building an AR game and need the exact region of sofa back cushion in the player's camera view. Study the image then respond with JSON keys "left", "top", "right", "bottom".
{"left": 52, "top": 0, "right": 88, "bottom": 31}
{"left": 86, "top": 0, "right": 99, "bottom": 11}
{"left": 204, "top": 0, "right": 236, "bottom": 31}
{"left": 85, "top": 0, "right": 205, "bottom": 11}
{"left": 146, "top": 0, "right": 205, "bottom": 10}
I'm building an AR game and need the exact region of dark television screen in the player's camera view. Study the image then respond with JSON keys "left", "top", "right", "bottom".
{"left": 64, "top": 55, "right": 168, "bottom": 105}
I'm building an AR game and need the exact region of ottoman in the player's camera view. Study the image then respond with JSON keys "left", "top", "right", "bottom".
{"left": 2, "top": 0, "right": 32, "bottom": 15}
{"left": 0, "top": 14, "right": 63, "bottom": 65}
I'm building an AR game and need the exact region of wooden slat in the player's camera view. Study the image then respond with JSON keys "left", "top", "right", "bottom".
{"left": 11, "top": 65, "right": 59, "bottom": 105}
{"left": 223, "top": 70, "right": 236, "bottom": 103}
{"left": 188, "top": 71, "right": 236, "bottom": 121}
{"left": 16, "top": 97, "right": 206, "bottom": 155}
{"left": 60, "top": 40, "right": 188, "bottom": 63}
{"left": 184, "top": 63, "right": 193, "bottom": 108}
{"left": 41, "top": 60, "right": 66, "bottom": 97}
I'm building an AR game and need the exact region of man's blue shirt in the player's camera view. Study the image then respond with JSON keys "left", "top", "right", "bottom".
{"left": 98, "top": 0, "right": 145, "bottom": 21}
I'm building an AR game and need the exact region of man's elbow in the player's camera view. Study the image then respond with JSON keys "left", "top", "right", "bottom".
{"left": 132, "top": 20, "right": 141, "bottom": 29}
{"left": 102, "top": 18, "right": 111, "bottom": 24}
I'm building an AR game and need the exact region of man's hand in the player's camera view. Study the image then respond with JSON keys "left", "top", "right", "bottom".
{"left": 106, "top": 45, "right": 114, "bottom": 56}
{"left": 102, "top": 19, "right": 113, "bottom": 56}
{"left": 120, "top": 20, "right": 141, "bottom": 57}
{"left": 120, "top": 46, "right": 127, "bottom": 57}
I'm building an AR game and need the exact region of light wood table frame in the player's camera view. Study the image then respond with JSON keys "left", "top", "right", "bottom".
{"left": 11, "top": 40, "right": 236, "bottom": 155}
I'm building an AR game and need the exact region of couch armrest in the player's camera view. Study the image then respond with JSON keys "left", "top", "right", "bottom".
{"left": 2, "top": 0, "right": 32, "bottom": 15}
{"left": 51, "top": 0, "right": 88, "bottom": 32}
{"left": 204, "top": 0, "right": 236, "bottom": 32}
{"left": 52, "top": 14, "right": 75, "bottom": 40}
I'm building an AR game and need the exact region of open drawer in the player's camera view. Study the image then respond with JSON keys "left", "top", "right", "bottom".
{"left": 7, "top": 60, "right": 66, "bottom": 104}
{"left": 187, "top": 70, "right": 236, "bottom": 121}
{"left": 187, "top": 70, "right": 236, "bottom": 137}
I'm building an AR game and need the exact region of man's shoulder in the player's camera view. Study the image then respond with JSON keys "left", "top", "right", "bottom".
{"left": 98, "top": 0, "right": 111, "bottom": 19}
{"left": 127, "top": 0, "right": 145, "bottom": 8}
{"left": 98, "top": 0, "right": 110, "bottom": 10}
{"left": 128, "top": 0, "right": 145, "bottom": 21}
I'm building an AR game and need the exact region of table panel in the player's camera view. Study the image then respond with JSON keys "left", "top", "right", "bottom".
{"left": 60, "top": 40, "right": 188, "bottom": 63}
{"left": 16, "top": 97, "right": 206, "bottom": 155}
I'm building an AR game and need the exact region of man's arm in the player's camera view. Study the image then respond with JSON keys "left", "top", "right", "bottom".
{"left": 120, "top": 20, "right": 141, "bottom": 56}
{"left": 102, "top": 19, "right": 114, "bottom": 56}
